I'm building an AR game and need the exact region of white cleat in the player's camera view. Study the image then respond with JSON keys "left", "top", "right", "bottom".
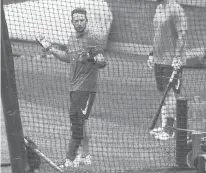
{"left": 33, "top": 169, "right": 40, "bottom": 173}
{"left": 154, "top": 131, "right": 174, "bottom": 141}
{"left": 81, "top": 155, "right": 92, "bottom": 165}
{"left": 149, "top": 127, "right": 164, "bottom": 135}
{"left": 59, "top": 154, "right": 81, "bottom": 168}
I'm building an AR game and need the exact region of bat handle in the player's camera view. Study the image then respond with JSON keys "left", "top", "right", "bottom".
{"left": 169, "top": 69, "right": 177, "bottom": 82}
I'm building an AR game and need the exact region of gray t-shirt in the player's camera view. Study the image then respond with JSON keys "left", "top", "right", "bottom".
{"left": 67, "top": 29, "right": 103, "bottom": 92}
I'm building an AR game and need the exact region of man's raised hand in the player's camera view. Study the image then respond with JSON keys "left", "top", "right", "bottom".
{"left": 36, "top": 35, "right": 52, "bottom": 51}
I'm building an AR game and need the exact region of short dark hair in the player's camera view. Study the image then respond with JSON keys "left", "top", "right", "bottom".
{"left": 71, "top": 8, "right": 87, "bottom": 18}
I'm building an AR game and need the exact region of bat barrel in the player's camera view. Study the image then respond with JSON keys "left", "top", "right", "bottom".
{"left": 34, "top": 149, "right": 64, "bottom": 172}
{"left": 24, "top": 138, "right": 63, "bottom": 172}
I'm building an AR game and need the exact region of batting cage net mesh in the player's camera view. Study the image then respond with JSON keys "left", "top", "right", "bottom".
{"left": 2, "top": 0, "right": 206, "bottom": 173}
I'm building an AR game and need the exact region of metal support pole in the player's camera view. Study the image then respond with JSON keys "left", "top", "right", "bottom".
{"left": 1, "top": 6, "right": 26, "bottom": 173}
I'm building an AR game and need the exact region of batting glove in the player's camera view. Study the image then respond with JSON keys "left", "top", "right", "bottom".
{"left": 172, "top": 56, "right": 182, "bottom": 70}
{"left": 36, "top": 36, "right": 52, "bottom": 51}
{"left": 94, "top": 54, "right": 107, "bottom": 69}
{"left": 78, "top": 51, "right": 91, "bottom": 63}
{"left": 78, "top": 46, "right": 104, "bottom": 64}
{"left": 147, "top": 52, "right": 154, "bottom": 69}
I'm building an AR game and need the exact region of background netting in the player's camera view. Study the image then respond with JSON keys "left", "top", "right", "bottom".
{"left": 2, "top": 0, "right": 206, "bottom": 172}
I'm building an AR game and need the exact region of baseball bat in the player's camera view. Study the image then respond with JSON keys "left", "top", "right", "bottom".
{"left": 35, "top": 36, "right": 52, "bottom": 50}
{"left": 149, "top": 69, "right": 177, "bottom": 131}
{"left": 24, "top": 138, "right": 63, "bottom": 172}
{"left": 36, "top": 37, "right": 45, "bottom": 48}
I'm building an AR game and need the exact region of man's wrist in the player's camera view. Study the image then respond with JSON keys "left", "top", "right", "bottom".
{"left": 174, "top": 55, "right": 182, "bottom": 60}
{"left": 87, "top": 56, "right": 97, "bottom": 63}
{"left": 175, "top": 49, "right": 182, "bottom": 58}
{"left": 46, "top": 46, "right": 52, "bottom": 52}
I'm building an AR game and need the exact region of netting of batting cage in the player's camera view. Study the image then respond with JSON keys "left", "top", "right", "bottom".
{"left": 2, "top": 0, "right": 206, "bottom": 173}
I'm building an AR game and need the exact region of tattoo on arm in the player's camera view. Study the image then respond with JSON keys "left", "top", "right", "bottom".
{"left": 50, "top": 47, "right": 70, "bottom": 63}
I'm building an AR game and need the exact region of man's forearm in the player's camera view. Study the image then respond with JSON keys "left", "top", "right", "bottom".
{"left": 151, "top": 30, "right": 161, "bottom": 55}
{"left": 49, "top": 47, "right": 70, "bottom": 63}
{"left": 175, "top": 30, "right": 186, "bottom": 57}
{"left": 175, "top": 38, "right": 185, "bottom": 57}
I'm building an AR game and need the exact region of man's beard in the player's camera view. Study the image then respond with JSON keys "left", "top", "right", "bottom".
{"left": 75, "top": 26, "right": 86, "bottom": 33}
